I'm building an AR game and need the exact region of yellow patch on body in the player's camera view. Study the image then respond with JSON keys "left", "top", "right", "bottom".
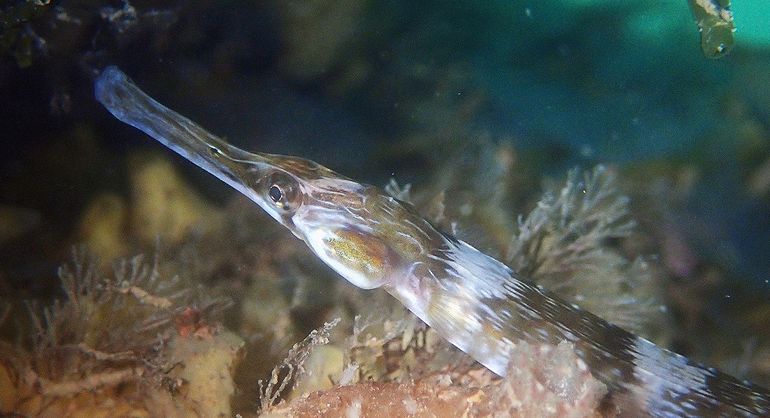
{"left": 326, "top": 230, "right": 389, "bottom": 280}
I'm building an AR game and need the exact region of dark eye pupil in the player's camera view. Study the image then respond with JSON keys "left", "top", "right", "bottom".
{"left": 268, "top": 185, "right": 283, "bottom": 203}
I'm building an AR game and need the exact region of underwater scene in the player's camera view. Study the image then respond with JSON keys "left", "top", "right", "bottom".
{"left": 1, "top": 0, "right": 770, "bottom": 416}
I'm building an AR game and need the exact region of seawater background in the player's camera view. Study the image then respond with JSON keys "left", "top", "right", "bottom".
{"left": 1, "top": 0, "right": 770, "bottom": 388}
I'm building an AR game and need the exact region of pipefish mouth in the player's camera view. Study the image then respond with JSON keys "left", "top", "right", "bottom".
{"left": 95, "top": 66, "right": 770, "bottom": 417}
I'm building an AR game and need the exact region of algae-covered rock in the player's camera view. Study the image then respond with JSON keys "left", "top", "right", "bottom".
{"left": 76, "top": 193, "right": 129, "bottom": 263}
{"left": 128, "top": 152, "right": 223, "bottom": 246}
{"left": 263, "top": 341, "right": 607, "bottom": 418}
{"left": 168, "top": 329, "right": 245, "bottom": 418}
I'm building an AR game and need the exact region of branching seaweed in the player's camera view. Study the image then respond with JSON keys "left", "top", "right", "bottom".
{"left": 505, "top": 166, "right": 663, "bottom": 334}
{"left": 506, "top": 165, "right": 635, "bottom": 276}
{"left": 22, "top": 246, "right": 232, "bottom": 383}
{"left": 258, "top": 318, "right": 340, "bottom": 412}
{"left": 0, "top": 246, "right": 243, "bottom": 416}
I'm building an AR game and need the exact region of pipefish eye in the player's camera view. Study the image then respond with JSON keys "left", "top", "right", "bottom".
{"left": 266, "top": 172, "right": 301, "bottom": 211}
{"left": 268, "top": 185, "right": 282, "bottom": 202}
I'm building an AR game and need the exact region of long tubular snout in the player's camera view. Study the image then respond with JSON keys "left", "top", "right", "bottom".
{"left": 94, "top": 66, "right": 263, "bottom": 197}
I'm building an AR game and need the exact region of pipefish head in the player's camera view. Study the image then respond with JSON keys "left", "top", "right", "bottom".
{"left": 198, "top": 144, "right": 350, "bottom": 234}
{"left": 95, "top": 66, "right": 429, "bottom": 291}
{"left": 204, "top": 145, "right": 411, "bottom": 290}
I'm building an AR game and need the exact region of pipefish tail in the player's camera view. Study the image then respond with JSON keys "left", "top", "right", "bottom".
{"left": 95, "top": 66, "right": 770, "bottom": 417}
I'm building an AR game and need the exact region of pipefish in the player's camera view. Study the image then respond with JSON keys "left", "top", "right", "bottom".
{"left": 94, "top": 66, "right": 770, "bottom": 417}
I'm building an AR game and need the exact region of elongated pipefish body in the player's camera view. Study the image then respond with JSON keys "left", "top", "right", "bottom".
{"left": 95, "top": 66, "right": 770, "bottom": 417}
